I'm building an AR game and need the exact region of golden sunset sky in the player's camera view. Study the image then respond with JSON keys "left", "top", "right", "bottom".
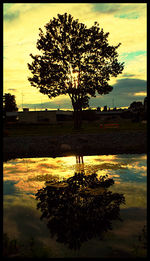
{"left": 3, "top": 3, "right": 147, "bottom": 110}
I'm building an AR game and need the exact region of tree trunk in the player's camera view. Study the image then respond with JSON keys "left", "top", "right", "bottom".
{"left": 73, "top": 108, "right": 82, "bottom": 129}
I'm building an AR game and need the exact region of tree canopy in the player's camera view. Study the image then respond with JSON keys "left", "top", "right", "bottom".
{"left": 3, "top": 93, "right": 18, "bottom": 112}
{"left": 129, "top": 101, "right": 144, "bottom": 112}
{"left": 28, "top": 13, "right": 124, "bottom": 127}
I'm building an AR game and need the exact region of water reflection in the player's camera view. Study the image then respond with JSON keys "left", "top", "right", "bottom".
{"left": 35, "top": 170, "right": 125, "bottom": 250}
{"left": 4, "top": 154, "right": 146, "bottom": 187}
{"left": 3, "top": 154, "right": 147, "bottom": 207}
{"left": 3, "top": 154, "right": 147, "bottom": 257}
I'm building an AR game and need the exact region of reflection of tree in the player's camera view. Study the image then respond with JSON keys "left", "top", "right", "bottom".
{"left": 76, "top": 155, "right": 84, "bottom": 164}
{"left": 75, "top": 155, "right": 84, "bottom": 173}
{"left": 35, "top": 172, "right": 125, "bottom": 250}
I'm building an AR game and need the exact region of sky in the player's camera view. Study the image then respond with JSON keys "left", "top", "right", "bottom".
{"left": 3, "top": 3, "right": 147, "bottom": 111}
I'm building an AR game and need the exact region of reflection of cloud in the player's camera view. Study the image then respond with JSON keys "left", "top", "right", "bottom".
{"left": 27, "top": 173, "right": 59, "bottom": 182}
{"left": 37, "top": 163, "right": 59, "bottom": 169}
{"left": 3, "top": 195, "right": 49, "bottom": 242}
{"left": 111, "top": 182, "right": 147, "bottom": 209}
{"left": 4, "top": 165, "right": 29, "bottom": 181}
{"left": 15, "top": 180, "right": 45, "bottom": 196}
{"left": 3, "top": 155, "right": 147, "bottom": 196}
{"left": 92, "top": 155, "right": 117, "bottom": 161}
{"left": 4, "top": 181, "right": 18, "bottom": 195}
{"left": 3, "top": 153, "right": 147, "bottom": 257}
{"left": 108, "top": 208, "right": 147, "bottom": 257}
{"left": 92, "top": 163, "right": 126, "bottom": 170}
{"left": 126, "top": 162, "right": 147, "bottom": 175}
{"left": 139, "top": 155, "right": 147, "bottom": 160}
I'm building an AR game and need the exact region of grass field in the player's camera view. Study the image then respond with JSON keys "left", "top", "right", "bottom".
{"left": 4, "top": 119, "right": 147, "bottom": 137}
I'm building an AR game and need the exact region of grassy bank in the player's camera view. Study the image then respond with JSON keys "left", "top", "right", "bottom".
{"left": 4, "top": 119, "right": 147, "bottom": 137}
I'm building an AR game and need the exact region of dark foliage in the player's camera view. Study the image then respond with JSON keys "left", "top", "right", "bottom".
{"left": 129, "top": 101, "right": 144, "bottom": 112}
{"left": 35, "top": 172, "right": 125, "bottom": 250}
{"left": 3, "top": 233, "right": 19, "bottom": 257}
{"left": 3, "top": 93, "right": 18, "bottom": 112}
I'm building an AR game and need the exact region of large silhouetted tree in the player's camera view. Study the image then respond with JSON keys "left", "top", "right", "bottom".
{"left": 28, "top": 13, "right": 124, "bottom": 128}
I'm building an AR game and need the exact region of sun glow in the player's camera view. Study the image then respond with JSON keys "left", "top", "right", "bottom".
{"left": 68, "top": 64, "right": 79, "bottom": 88}
{"left": 133, "top": 91, "right": 147, "bottom": 96}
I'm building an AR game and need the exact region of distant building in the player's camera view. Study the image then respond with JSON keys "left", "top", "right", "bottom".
{"left": 97, "top": 106, "right": 101, "bottom": 111}
{"left": 103, "top": 105, "right": 107, "bottom": 111}
{"left": 23, "top": 108, "right": 29, "bottom": 112}
{"left": 15, "top": 109, "right": 74, "bottom": 124}
{"left": 6, "top": 106, "right": 142, "bottom": 124}
{"left": 18, "top": 109, "right": 57, "bottom": 124}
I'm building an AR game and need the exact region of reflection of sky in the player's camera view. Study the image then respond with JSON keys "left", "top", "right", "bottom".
{"left": 3, "top": 154, "right": 147, "bottom": 257}
{"left": 3, "top": 154, "right": 147, "bottom": 198}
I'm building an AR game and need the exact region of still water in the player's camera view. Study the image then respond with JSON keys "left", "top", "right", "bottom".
{"left": 3, "top": 154, "right": 147, "bottom": 258}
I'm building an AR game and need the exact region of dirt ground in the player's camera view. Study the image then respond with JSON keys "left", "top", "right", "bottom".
{"left": 3, "top": 130, "right": 147, "bottom": 161}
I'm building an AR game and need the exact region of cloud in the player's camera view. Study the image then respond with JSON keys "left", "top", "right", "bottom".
{"left": 122, "top": 73, "right": 136, "bottom": 78}
{"left": 89, "top": 78, "right": 147, "bottom": 108}
{"left": 133, "top": 92, "right": 147, "bottom": 97}
{"left": 3, "top": 11, "right": 20, "bottom": 22}
{"left": 3, "top": 3, "right": 147, "bottom": 109}
{"left": 16, "top": 77, "right": 147, "bottom": 110}
{"left": 115, "top": 13, "right": 139, "bottom": 19}
{"left": 112, "top": 78, "right": 147, "bottom": 106}
{"left": 119, "top": 51, "right": 146, "bottom": 62}
{"left": 113, "top": 78, "right": 146, "bottom": 91}
{"left": 91, "top": 3, "right": 122, "bottom": 14}
{"left": 112, "top": 77, "right": 147, "bottom": 98}
{"left": 3, "top": 3, "right": 42, "bottom": 22}
{"left": 7, "top": 88, "right": 17, "bottom": 92}
{"left": 3, "top": 3, "right": 20, "bottom": 21}
{"left": 91, "top": 3, "right": 146, "bottom": 18}
{"left": 21, "top": 97, "right": 72, "bottom": 110}
{"left": 124, "top": 54, "right": 147, "bottom": 81}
